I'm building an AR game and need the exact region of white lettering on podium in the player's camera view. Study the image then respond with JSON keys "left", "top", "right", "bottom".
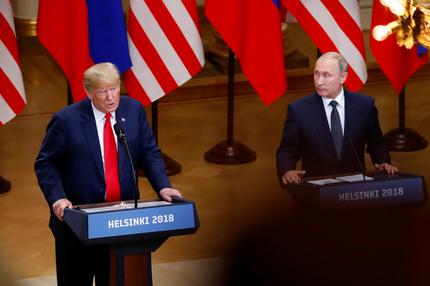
{"left": 108, "top": 216, "right": 150, "bottom": 229}
{"left": 107, "top": 214, "right": 175, "bottom": 229}
{"left": 338, "top": 189, "right": 380, "bottom": 202}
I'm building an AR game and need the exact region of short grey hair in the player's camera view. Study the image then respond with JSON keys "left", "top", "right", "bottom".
{"left": 317, "top": 52, "right": 348, "bottom": 73}
{"left": 83, "top": 62, "right": 120, "bottom": 92}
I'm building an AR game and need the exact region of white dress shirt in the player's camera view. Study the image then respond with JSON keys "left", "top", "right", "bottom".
{"left": 91, "top": 103, "right": 118, "bottom": 170}
{"left": 321, "top": 88, "right": 345, "bottom": 135}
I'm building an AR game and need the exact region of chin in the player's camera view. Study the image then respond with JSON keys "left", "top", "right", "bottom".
{"left": 105, "top": 106, "right": 118, "bottom": 113}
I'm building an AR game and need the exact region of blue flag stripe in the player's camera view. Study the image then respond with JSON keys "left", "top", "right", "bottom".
{"left": 87, "top": 0, "right": 132, "bottom": 74}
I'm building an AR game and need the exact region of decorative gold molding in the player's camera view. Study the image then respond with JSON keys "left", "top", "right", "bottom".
{"left": 14, "top": 17, "right": 37, "bottom": 37}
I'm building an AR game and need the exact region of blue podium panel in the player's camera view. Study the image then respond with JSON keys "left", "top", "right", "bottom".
{"left": 319, "top": 175, "right": 425, "bottom": 207}
{"left": 64, "top": 199, "right": 199, "bottom": 245}
{"left": 287, "top": 173, "right": 426, "bottom": 208}
{"left": 88, "top": 203, "right": 196, "bottom": 239}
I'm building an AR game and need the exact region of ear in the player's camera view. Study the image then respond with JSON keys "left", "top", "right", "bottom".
{"left": 85, "top": 89, "right": 93, "bottom": 100}
{"left": 340, "top": 71, "right": 348, "bottom": 84}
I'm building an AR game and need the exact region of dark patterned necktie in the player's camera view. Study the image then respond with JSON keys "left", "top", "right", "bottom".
{"left": 329, "top": 100, "right": 343, "bottom": 159}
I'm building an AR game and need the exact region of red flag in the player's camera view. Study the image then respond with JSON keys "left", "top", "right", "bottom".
{"left": 205, "top": 0, "right": 287, "bottom": 105}
{"left": 283, "top": 0, "right": 367, "bottom": 91}
{"left": 0, "top": 1, "right": 26, "bottom": 126}
{"left": 124, "top": 0, "right": 205, "bottom": 105}
{"left": 37, "top": 0, "right": 92, "bottom": 102}
{"left": 37, "top": 0, "right": 131, "bottom": 102}
{"left": 370, "top": 1, "right": 427, "bottom": 94}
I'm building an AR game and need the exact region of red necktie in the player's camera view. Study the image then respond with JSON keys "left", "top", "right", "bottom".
{"left": 104, "top": 113, "right": 121, "bottom": 202}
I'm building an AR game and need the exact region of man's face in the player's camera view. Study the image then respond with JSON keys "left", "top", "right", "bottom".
{"left": 87, "top": 80, "right": 120, "bottom": 114}
{"left": 313, "top": 57, "right": 347, "bottom": 99}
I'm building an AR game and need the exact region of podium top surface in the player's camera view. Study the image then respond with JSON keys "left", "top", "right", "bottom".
{"left": 77, "top": 200, "right": 171, "bottom": 213}
{"left": 302, "top": 172, "right": 422, "bottom": 186}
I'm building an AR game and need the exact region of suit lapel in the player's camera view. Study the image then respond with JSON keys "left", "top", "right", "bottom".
{"left": 114, "top": 101, "right": 128, "bottom": 183}
{"left": 343, "top": 91, "right": 357, "bottom": 141}
{"left": 80, "top": 99, "right": 104, "bottom": 179}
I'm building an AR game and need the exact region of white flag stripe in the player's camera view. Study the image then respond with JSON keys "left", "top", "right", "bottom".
{"left": 162, "top": 0, "right": 205, "bottom": 66}
{"left": 0, "top": 41, "right": 26, "bottom": 102}
{"left": 302, "top": 0, "right": 367, "bottom": 82}
{"left": 130, "top": 0, "right": 191, "bottom": 85}
{"left": 127, "top": 35, "right": 165, "bottom": 102}
{"left": 0, "top": 94, "right": 16, "bottom": 125}
{"left": 339, "top": 0, "right": 361, "bottom": 27}
{"left": 0, "top": 2, "right": 26, "bottom": 126}
{"left": 125, "top": 0, "right": 204, "bottom": 103}
{"left": 0, "top": 2, "right": 16, "bottom": 35}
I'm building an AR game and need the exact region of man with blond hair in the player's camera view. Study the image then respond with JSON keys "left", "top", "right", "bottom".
{"left": 35, "top": 62, "right": 181, "bottom": 285}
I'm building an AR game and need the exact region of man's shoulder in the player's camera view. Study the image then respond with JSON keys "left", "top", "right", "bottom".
{"left": 119, "top": 95, "right": 143, "bottom": 109}
{"left": 345, "top": 91, "right": 375, "bottom": 106}
{"left": 55, "top": 98, "right": 91, "bottom": 118}
{"left": 116, "top": 95, "right": 147, "bottom": 122}
{"left": 290, "top": 93, "right": 319, "bottom": 108}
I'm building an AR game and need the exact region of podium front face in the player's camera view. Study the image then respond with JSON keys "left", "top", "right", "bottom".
{"left": 287, "top": 173, "right": 426, "bottom": 208}
{"left": 64, "top": 199, "right": 199, "bottom": 245}
{"left": 64, "top": 199, "right": 199, "bottom": 286}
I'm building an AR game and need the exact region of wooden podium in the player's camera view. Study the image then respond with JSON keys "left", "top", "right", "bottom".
{"left": 286, "top": 172, "right": 426, "bottom": 208}
{"left": 63, "top": 197, "right": 199, "bottom": 286}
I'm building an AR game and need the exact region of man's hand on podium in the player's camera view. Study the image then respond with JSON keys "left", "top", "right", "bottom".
{"left": 52, "top": 198, "right": 73, "bottom": 221}
{"left": 159, "top": 188, "right": 182, "bottom": 202}
{"left": 282, "top": 170, "right": 306, "bottom": 185}
{"left": 374, "top": 163, "right": 398, "bottom": 175}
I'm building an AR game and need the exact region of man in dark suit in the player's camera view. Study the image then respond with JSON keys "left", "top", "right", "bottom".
{"left": 276, "top": 52, "right": 397, "bottom": 185}
{"left": 35, "top": 62, "right": 181, "bottom": 286}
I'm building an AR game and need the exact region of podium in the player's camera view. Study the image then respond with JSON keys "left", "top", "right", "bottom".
{"left": 286, "top": 173, "right": 426, "bottom": 208}
{"left": 64, "top": 197, "right": 199, "bottom": 286}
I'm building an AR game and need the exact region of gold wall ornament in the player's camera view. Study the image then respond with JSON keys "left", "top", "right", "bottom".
{"left": 372, "top": 0, "right": 430, "bottom": 49}
{"left": 414, "top": 1, "right": 430, "bottom": 47}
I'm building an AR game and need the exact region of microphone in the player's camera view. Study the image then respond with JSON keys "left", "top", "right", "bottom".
{"left": 114, "top": 122, "right": 138, "bottom": 208}
{"left": 114, "top": 122, "right": 126, "bottom": 145}
{"left": 347, "top": 136, "right": 366, "bottom": 181}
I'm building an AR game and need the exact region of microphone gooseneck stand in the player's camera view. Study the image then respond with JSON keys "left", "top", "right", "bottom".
{"left": 114, "top": 122, "right": 138, "bottom": 208}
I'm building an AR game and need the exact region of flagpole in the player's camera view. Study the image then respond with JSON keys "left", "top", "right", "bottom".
{"left": 67, "top": 82, "right": 73, "bottom": 105}
{"left": 204, "top": 48, "right": 256, "bottom": 164}
{"left": 384, "top": 87, "right": 428, "bottom": 151}
{"left": 151, "top": 100, "right": 181, "bottom": 176}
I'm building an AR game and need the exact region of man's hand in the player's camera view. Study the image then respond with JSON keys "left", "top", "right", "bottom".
{"left": 374, "top": 163, "right": 398, "bottom": 175}
{"left": 52, "top": 198, "right": 72, "bottom": 221}
{"left": 282, "top": 170, "right": 306, "bottom": 185}
{"left": 159, "top": 188, "right": 182, "bottom": 202}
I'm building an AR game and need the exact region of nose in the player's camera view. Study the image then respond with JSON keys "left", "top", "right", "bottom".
{"left": 315, "top": 75, "right": 324, "bottom": 86}
{"left": 106, "top": 89, "right": 115, "bottom": 100}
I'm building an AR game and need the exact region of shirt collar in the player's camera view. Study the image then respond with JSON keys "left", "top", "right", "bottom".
{"left": 322, "top": 88, "right": 345, "bottom": 109}
{"left": 91, "top": 102, "right": 116, "bottom": 122}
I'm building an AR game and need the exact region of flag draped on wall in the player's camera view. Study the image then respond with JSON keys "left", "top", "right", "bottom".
{"left": 124, "top": 0, "right": 205, "bottom": 105}
{"left": 0, "top": 1, "right": 26, "bottom": 126}
{"left": 283, "top": 0, "right": 367, "bottom": 91}
{"left": 205, "top": 0, "right": 287, "bottom": 106}
{"left": 370, "top": 1, "right": 428, "bottom": 94}
{"left": 37, "top": 0, "right": 131, "bottom": 102}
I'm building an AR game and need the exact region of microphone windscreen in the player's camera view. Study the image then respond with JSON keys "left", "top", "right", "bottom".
{"left": 113, "top": 122, "right": 124, "bottom": 136}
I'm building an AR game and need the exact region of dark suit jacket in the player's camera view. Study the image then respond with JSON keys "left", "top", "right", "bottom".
{"left": 35, "top": 96, "right": 171, "bottom": 235}
{"left": 276, "top": 91, "right": 390, "bottom": 179}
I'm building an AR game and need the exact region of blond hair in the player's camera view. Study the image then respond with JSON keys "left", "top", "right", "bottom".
{"left": 83, "top": 62, "right": 120, "bottom": 92}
